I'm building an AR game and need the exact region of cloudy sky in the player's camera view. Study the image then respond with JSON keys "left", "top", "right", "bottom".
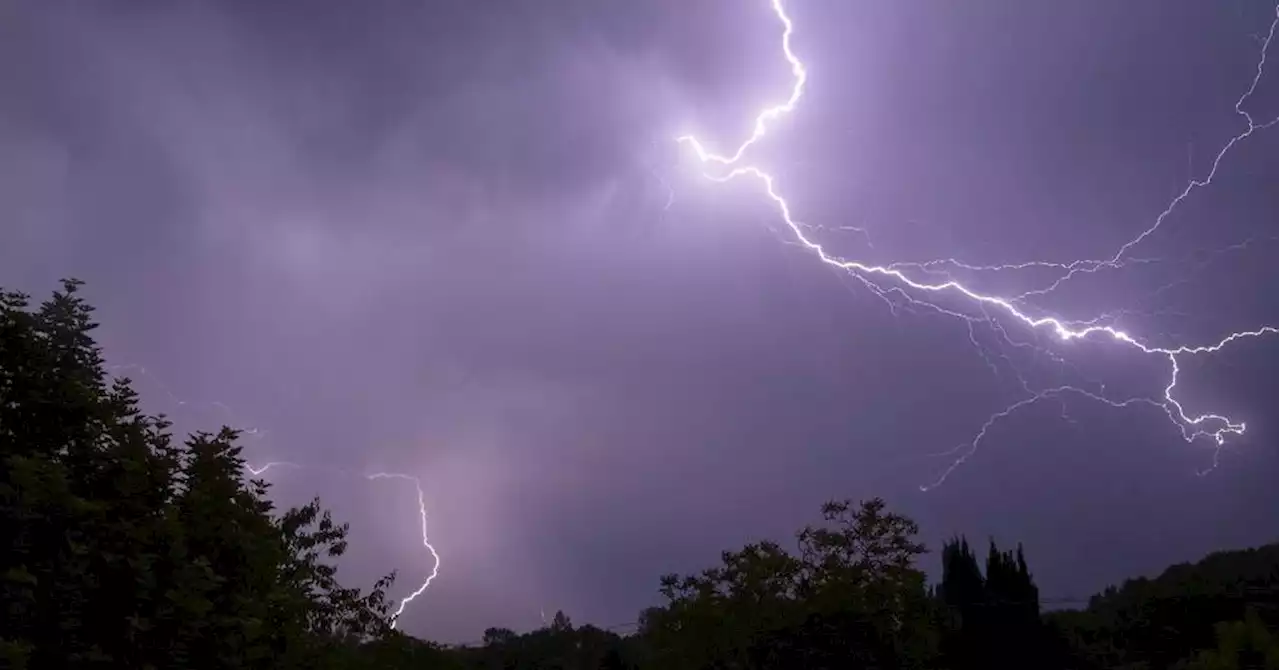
{"left": 2, "top": 0, "right": 1276, "bottom": 642}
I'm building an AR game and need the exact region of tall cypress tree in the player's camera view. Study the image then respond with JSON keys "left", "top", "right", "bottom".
{"left": 936, "top": 535, "right": 1047, "bottom": 670}
{"left": 938, "top": 536, "right": 985, "bottom": 667}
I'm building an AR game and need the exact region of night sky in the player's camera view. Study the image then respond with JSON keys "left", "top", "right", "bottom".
{"left": 2, "top": 0, "right": 1277, "bottom": 643}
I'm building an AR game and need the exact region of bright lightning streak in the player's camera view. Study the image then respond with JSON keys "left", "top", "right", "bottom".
{"left": 249, "top": 462, "right": 441, "bottom": 629}
{"left": 110, "top": 366, "right": 440, "bottom": 629}
{"left": 1019, "top": 17, "right": 1280, "bottom": 301}
{"left": 367, "top": 471, "right": 441, "bottom": 627}
{"left": 677, "top": 0, "right": 1279, "bottom": 488}
{"left": 676, "top": 0, "right": 806, "bottom": 167}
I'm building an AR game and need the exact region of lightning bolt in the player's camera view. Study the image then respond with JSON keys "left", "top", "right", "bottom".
{"left": 678, "top": 0, "right": 1279, "bottom": 488}
{"left": 366, "top": 471, "right": 441, "bottom": 626}
{"left": 246, "top": 462, "right": 440, "bottom": 629}
{"left": 109, "top": 365, "right": 440, "bottom": 630}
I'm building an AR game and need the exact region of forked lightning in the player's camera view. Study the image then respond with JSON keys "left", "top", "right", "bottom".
{"left": 677, "top": 0, "right": 1278, "bottom": 489}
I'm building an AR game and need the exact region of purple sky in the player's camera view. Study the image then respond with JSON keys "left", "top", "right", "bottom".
{"left": 1, "top": 0, "right": 1276, "bottom": 643}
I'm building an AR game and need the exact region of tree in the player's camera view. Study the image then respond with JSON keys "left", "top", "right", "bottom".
{"left": 482, "top": 627, "right": 518, "bottom": 647}
{"left": 936, "top": 537, "right": 984, "bottom": 667}
{"left": 0, "top": 280, "right": 394, "bottom": 668}
{"left": 1177, "top": 609, "right": 1278, "bottom": 670}
{"left": 550, "top": 610, "right": 573, "bottom": 634}
{"left": 935, "top": 536, "right": 1047, "bottom": 670}
{"left": 0, "top": 279, "right": 169, "bottom": 667}
{"left": 643, "top": 497, "right": 934, "bottom": 669}
{"left": 1049, "top": 544, "right": 1279, "bottom": 670}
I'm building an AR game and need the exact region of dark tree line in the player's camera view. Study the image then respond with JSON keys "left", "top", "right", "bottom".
{"left": 0, "top": 281, "right": 393, "bottom": 668}
{"left": 1, "top": 281, "right": 1275, "bottom": 669}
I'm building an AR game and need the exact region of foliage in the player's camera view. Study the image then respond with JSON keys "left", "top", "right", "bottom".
{"left": 639, "top": 497, "right": 934, "bottom": 670}
{"left": 456, "top": 613, "right": 635, "bottom": 670}
{"left": 1175, "top": 609, "right": 1278, "bottom": 670}
{"left": 0, "top": 280, "right": 394, "bottom": 668}
{"left": 934, "top": 536, "right": 1052, "bottom": 669}
{"left": 1048, "top": 544, "right": 1278, "bottom": 670}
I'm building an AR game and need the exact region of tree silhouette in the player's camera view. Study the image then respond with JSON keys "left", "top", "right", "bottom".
{"left": 0, "top": 280, "right": 393, "bottom": 668}
{"left": 644, "top": 497, "right": 934, "bottom": 669}
{"left": 1176, "top": 609, "right": 1278, "bottom": 670}
{"left": 935, "top": 535, "right": 1048, "bottom": 669}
